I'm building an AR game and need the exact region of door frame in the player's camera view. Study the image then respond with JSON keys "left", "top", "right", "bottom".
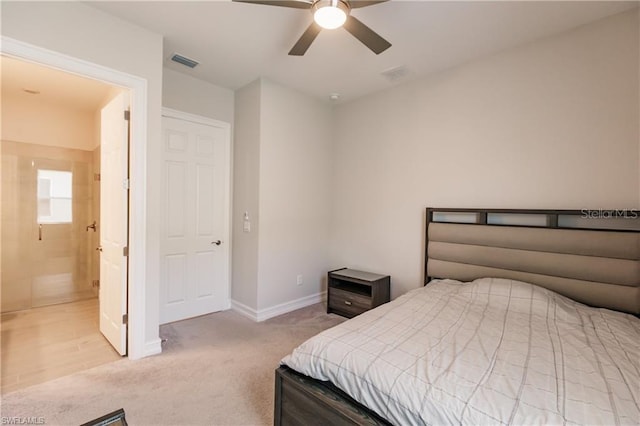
{"left": 161, "top": 107, "right": 232, "bottom": 319}
{"left": 1, "top": 36, "right": 154, "bottom": 360}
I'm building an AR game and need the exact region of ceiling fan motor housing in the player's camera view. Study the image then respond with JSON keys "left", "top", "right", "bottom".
{"left": 313, "top": 0, "right": 351, "bottom": 29}
{"left": 312, "top": 0, "right": 351, "bottom": 15}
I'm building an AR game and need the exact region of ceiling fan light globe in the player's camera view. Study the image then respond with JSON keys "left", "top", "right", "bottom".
{"left": 313, "top": 0, "right": 349, "bottom": 29}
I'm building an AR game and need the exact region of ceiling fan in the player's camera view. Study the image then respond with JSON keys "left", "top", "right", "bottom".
{"left": 233, "top": 0, "right": 391, "bottom": 56}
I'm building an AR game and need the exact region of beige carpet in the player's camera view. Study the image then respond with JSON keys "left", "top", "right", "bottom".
{"left": 0, "top": 303, "right": 344, "bottom": 425}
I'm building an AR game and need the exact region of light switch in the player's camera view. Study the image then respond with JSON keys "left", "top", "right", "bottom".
{"left": 243, "top": 212, "right": 251, "bottom": 233}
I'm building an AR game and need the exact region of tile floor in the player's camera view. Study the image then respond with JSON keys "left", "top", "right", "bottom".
{"left": 1, "top": 298, "right": 121, "bottom": 394}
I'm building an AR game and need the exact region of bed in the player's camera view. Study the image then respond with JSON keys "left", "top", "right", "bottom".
{"left": 275, "top": 208, "right": 640, "bottom": 425}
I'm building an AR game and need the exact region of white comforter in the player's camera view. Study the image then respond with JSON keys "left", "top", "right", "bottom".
{"left": 282, "top": 278, "right": 640, "bottom": 425}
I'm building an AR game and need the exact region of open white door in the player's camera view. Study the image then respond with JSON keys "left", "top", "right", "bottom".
{"left": 100, "top": 92, "right": 129, "bottom": 355}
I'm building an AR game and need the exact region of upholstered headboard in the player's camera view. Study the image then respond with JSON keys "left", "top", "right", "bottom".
{"left": 425, "top": 208, "right": 640, "bottom": 315}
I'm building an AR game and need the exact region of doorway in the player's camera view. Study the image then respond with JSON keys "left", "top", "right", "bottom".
{"left": 0, "top": 55, "right": 128, "bottom": 392}
{"left": 1, "top": 35, "right": 155, "bottom": 361}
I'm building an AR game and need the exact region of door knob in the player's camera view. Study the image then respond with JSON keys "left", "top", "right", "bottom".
{"left": 86, "top": 221, "right": 97, "bottom": 232}
{"left": 212, "top": 240, "right": 222, "bottom": 246}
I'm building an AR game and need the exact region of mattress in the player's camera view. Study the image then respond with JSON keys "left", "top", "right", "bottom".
{"left": 282, "top": 278, "right": 640, "bottom": 425}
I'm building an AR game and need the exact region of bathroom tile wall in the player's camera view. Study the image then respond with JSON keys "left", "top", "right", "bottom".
{"left": 1, "top": 140, "right": 95, "bottom": 312}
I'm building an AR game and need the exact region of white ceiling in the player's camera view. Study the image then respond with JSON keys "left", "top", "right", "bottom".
{"left": 1, "top": 55, "right": 114, "bottom": 111}
{"left": 1, "top": 1, "right": 636, "bottom": 109}
{"left": 87, "top": 0, "right": 638, "bottom": 103}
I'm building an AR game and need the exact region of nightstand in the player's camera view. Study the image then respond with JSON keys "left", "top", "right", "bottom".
{"left": 327, "top": 268, "right": 390, "bottom": 318}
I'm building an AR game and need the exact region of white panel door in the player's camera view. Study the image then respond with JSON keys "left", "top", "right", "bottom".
{"left": 100, "top": 92, "right": 129, "bottom": 355}
{"left": 160, "top": 113, "right": 230, "bottom": 324}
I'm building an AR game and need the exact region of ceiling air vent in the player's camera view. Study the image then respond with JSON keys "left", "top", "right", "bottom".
{"left": 381, "top": 65, "right": 409, "bottom": 82}
{"left": 170, "top": 53, "right": 199, "bottom": 69}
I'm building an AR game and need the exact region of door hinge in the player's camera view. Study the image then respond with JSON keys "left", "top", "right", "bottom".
{"left": 124, "top": 110, "right": 130, "bottom": 121}
{"left": 122, "top": 314, "right": 128, "bottom": 325}
{"left": 123, "top": 178, "right": 130, "bottom": 189}
{"left": 92, "top": 279, "right": 100, "bottom": 288}
{"left": 94, "top": 173, "right": 101, "bottom": 181}
{"left": 123, "top": 246, "right": 129, "bottom": 257}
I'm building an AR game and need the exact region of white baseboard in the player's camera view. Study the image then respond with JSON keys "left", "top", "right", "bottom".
{"left": 230, "top": 299, "right": 258, "bottom": 321}
{"left": 231, "top": 292, "right": 327, "bottom": 322}
{"left": 142, "top": 338, "right": 162, "bottom": 357}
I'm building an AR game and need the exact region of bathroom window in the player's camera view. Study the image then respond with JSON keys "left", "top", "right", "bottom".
{"left": 37, "top": 170, "right": 72, "bottom": 224}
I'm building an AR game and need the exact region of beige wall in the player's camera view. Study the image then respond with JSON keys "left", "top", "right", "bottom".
{"left": 3, "top": 3, "right": 637, "bottom": 324}
{"left": 1, "top": 1, "right": 164, "bottom": 353}
{"left": 257, "top": 79, "right": 333, "bottom": 310}
{"left": 1, "top": 93, "right": 96, "bottom": 151}
{"left": 329, "top": 10, "right": 640, "bottom": 298}
{"left": 232, "top": 79, "right": 333, "bottom": 313}
{"left": 232, "top": 80, "right": 261, "bottom": 309}
{"left": 162, "top": 68, "right": 234, "bottom": 124}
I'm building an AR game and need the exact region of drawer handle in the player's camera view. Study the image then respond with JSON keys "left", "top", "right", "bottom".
{"left": 344, "top": 300, "right": 352, "bottom": 306}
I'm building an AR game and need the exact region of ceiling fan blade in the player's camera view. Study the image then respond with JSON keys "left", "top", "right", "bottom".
{"left": 232, "top": 0, "right": 312, "bottom": 9}
{"left": 343, "top": 15, "right": 391, "bottom": 55}
{"left": 289, "top": 22, "right": 322, "bottom": 56}
{"left": 349, "top": 0, "right": 388, "bottom": 9}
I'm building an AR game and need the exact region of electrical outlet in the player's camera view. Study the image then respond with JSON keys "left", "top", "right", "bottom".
{"left": 296, "top": 274, "right": 303, "bottom": 286}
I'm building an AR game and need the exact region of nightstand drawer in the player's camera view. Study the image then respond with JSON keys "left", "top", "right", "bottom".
{"left": 327, "top": 268, "right": 390, "bottom": 318}
{"left": 329, "top": 288, "right": 371, "bottom": 316}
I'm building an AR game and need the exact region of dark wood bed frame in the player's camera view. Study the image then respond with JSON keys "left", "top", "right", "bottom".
{"left": 274, "top": 365, "right": 391, "bottom": 425}
{"left": 274, "top": 207, "right": 639, "bottom": 425}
